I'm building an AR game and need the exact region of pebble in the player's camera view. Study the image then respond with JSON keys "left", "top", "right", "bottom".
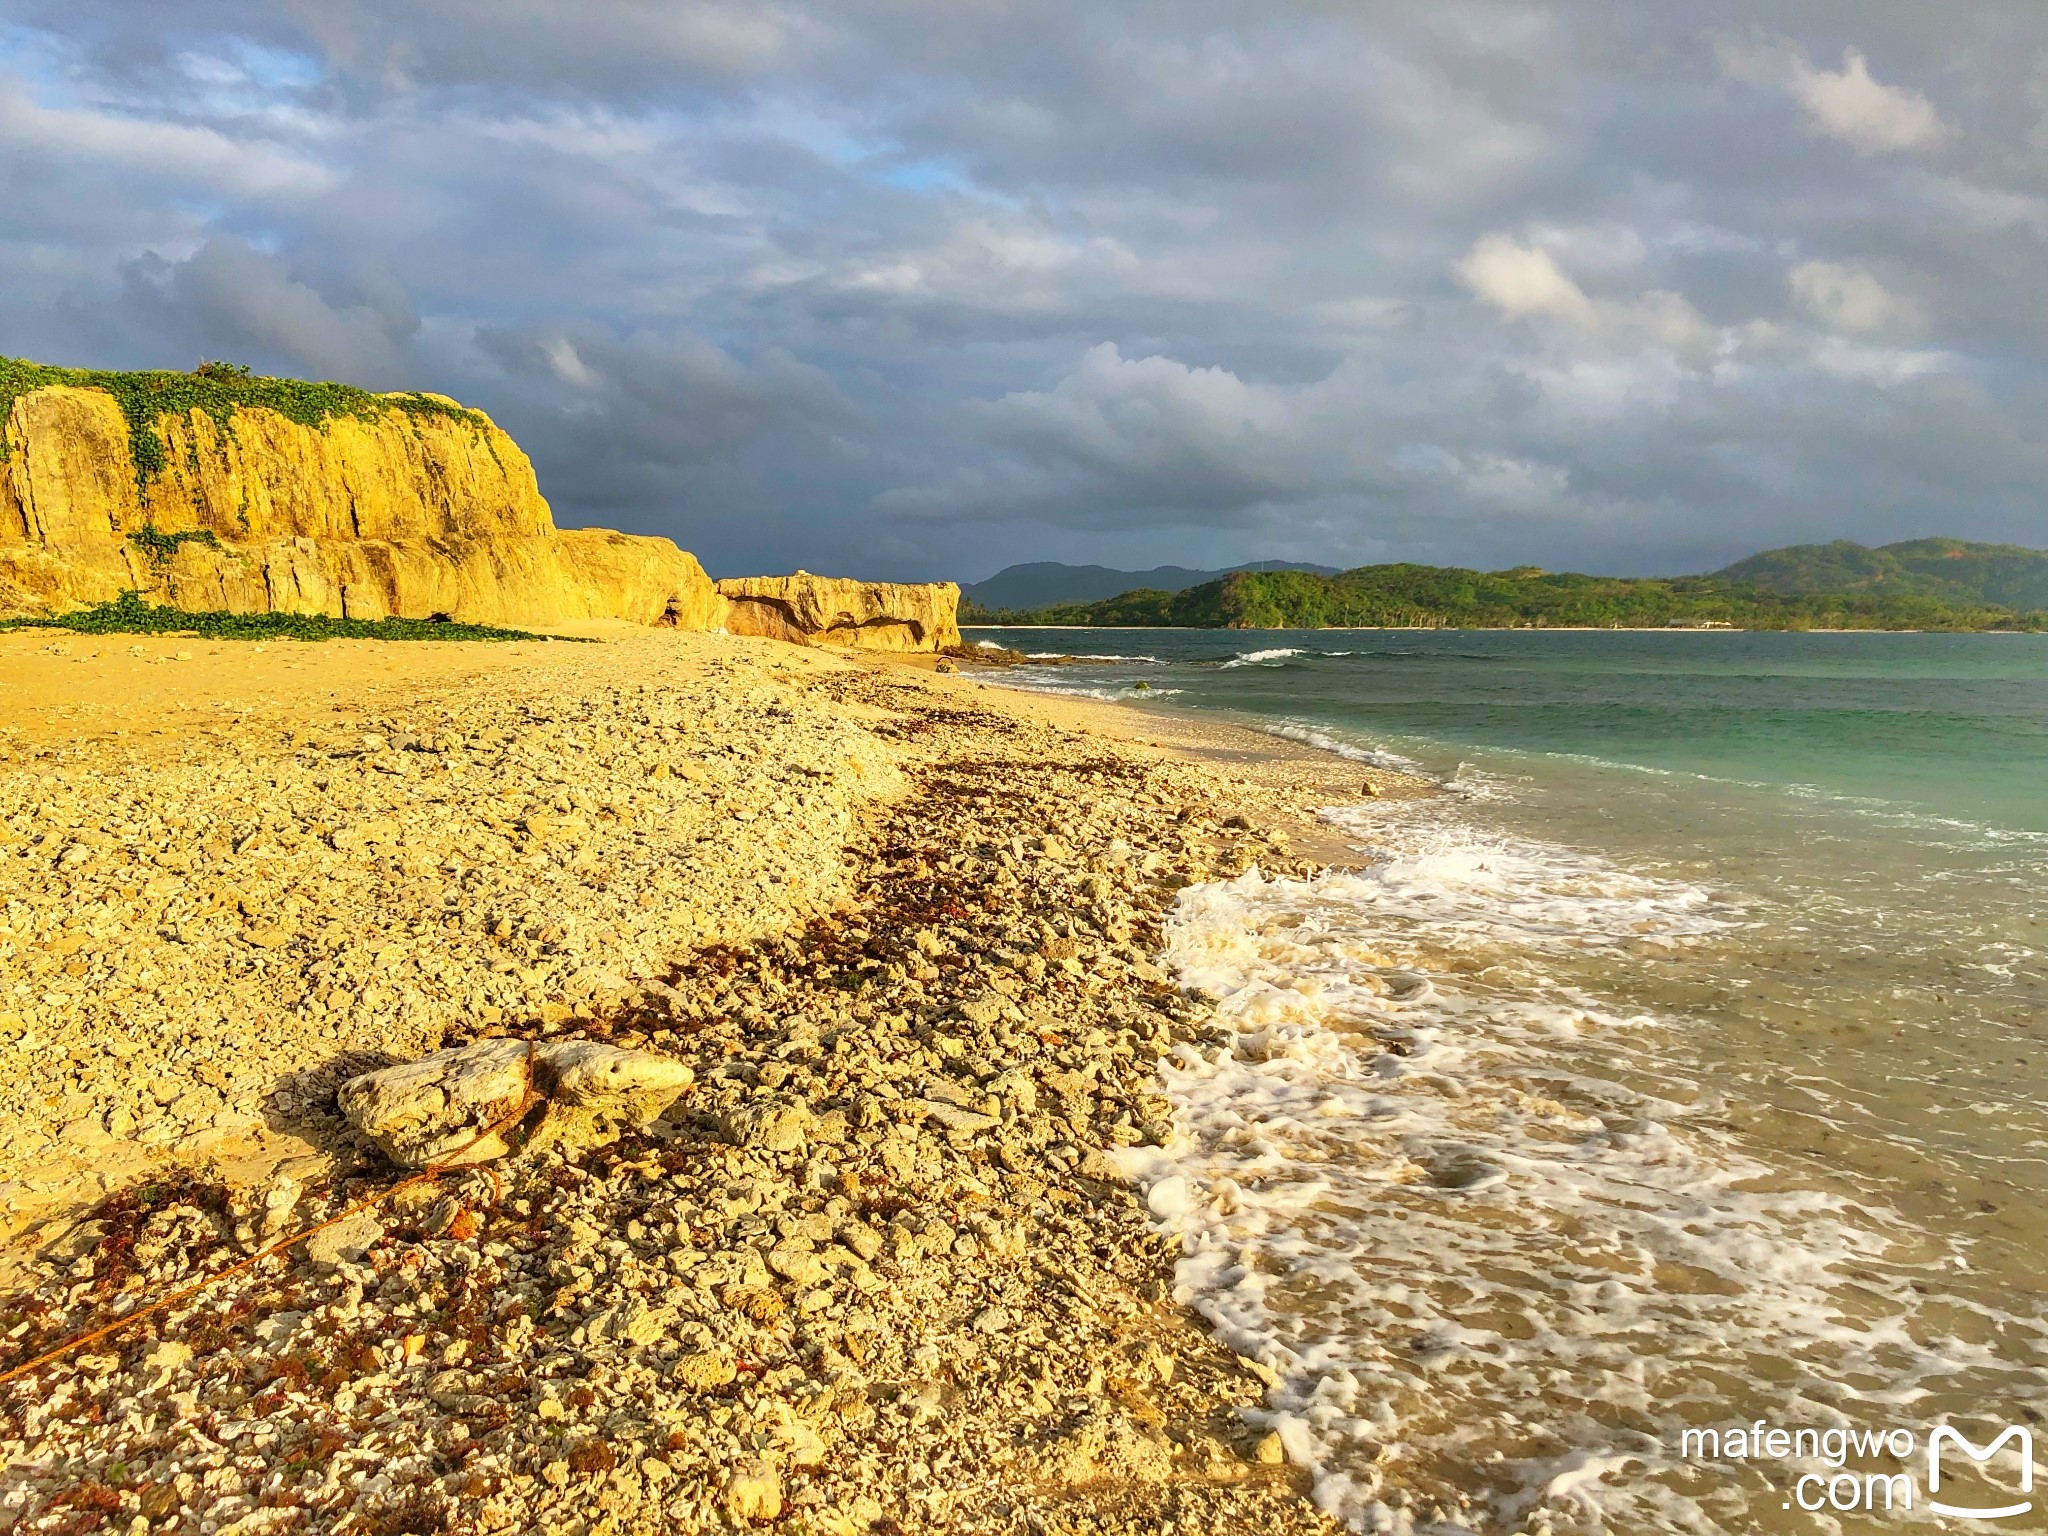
{"left": 303, "top": 1209, "right": 384, "bottom": 1270}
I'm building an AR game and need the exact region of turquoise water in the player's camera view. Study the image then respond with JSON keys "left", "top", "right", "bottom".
{"left": 975, "top": 628, "right": 2048, "bottom": 835}
{"left": 976, "top": 628, "right": 2048, "bottom": 1533}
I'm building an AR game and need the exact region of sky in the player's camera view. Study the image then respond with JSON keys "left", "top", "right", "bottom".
{"left": 4, "top": 2, "right": 2047, "bottom": 582}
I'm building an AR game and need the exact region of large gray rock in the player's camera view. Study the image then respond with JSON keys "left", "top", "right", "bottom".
{"left": 339, "top": 1036, "right": 694, "bottom": 1167}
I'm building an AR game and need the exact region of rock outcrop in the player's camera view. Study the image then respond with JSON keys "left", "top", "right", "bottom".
{"left": 715, "top": 571, "right": 962, "bottom": 652}
{"left": 0, "top": 376, "right": 721, "bottom": 629}
{"left": 338, "top": 1036, "right": 695, "bottom": 1167}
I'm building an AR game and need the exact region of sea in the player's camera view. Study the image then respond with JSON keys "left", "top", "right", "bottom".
{"left": 969, "top": 627, "right": 2047, "bottom": 1535}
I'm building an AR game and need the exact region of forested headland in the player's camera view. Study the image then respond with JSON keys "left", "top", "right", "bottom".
{"left": 961, "top": 540, "right": 2048, "bottom": 631}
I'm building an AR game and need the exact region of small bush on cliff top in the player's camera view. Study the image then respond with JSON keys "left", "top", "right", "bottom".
{"left": 0, "top": 590, "right": 560, "bottom": 643}
{"left": 0, "top": 356, "right": 492, "bottom": 492}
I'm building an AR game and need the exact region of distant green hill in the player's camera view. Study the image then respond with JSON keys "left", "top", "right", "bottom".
{"left": 966, "top": 540, "right": 2048, "bottom": 631}
{"left": 961, "top": 559, "right": 1339, "bottom": 613}
{"left": 1715, "top": 538, "right": 2048, "bottom": 612}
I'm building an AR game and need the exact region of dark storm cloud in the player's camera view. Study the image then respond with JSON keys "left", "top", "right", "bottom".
{"left": 80, "top": 239, "right": 420, "bottom": 385}
{"left": 3, "top": 1, "right": 2045, "bottom": 578}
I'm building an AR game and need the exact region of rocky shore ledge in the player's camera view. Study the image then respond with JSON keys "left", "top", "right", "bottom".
{"left": 0, "top": 628, "right": 1421, "bottom": 1535}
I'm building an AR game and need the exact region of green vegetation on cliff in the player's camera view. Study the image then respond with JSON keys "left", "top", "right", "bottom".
{"left": 125, "top": 527, "right": 221, "bottom": 568}
{"left": 964, "top": 542, "right": 2048, "bottom": 630}
{"left": 0, "top": 357, "right": 492, "bottom": 491}
{"left": 0, "top": 590, "right": 552, "bottom": 643}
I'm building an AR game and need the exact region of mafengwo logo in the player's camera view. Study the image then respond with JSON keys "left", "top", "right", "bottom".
{"left": 1927, "top": 1425, "right": 2033, "bottom": 1521}
{"left": 1678, "top": 1418, "right": 2037, "bottom": 1518}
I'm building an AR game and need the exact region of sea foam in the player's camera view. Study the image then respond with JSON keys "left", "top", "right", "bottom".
{"left": 1119, "top": 803, "right": 2032, "bottom": 1533}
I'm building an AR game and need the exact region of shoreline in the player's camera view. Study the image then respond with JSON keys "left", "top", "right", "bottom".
{"left": 0, "top": 626, "right": 1429, "bottom": 1534}
{"left": 963, "top": 623, "right": 2044, "bottom": 634}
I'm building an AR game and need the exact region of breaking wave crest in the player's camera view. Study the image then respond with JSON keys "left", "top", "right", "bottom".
{"left": 1220, "top": 647, "right": 1306, "bottom": 668}
{"left": 1251, "top": 720, "right": 1425, "bottom": 775}
{"left": 1023, "top": 652, "right": 1174, "bottom": 664}
{"left": 980, "top": 677, "right": 1185, "bottom": 702}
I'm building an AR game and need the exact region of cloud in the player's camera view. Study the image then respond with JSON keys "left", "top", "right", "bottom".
{"left": 883, "top": 341, "right": 1565, "bottom": 532}
{"left": 277, "top": 0, "right": 817, "bottom": 95}
{"left": 1789, "top": 48, "right": 1944, "bottom": 153}
{"left": 880, "top": 342, "right": 1391, "bottom": 526}
{"left": 0, "top": 78, "right": 334, "bottom": 199}
{"left": 832, "top": 217, "right": 1140, "bottom": 313}
{"left": 79, "top": 238, "right": 419, "bottom": 383}
{"left": 1789, "top": 260, "right": 1919, "bottom": 333}
{"left": 3, "top": 3, "right": 2047, "bottom": 579}
{"left": 1457, "top": 235, "right": 1593, "bottom": 323}
{"left": 1458, "top": 234, "right": 1718, "bottom": 366}
{"left": 1809, "top": 336, "right": 1951, "bottom": 385}
{"left": 1455, "top": 453, "right": 1569, "bottom": 508}
{"left": 470, "top": 323, "right": 856, "bottom": 525}
{"left": 1719, "top": 38, "right": 1945, "bottom": 155}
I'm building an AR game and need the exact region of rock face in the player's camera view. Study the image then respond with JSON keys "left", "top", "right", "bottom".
{"left": 0, "top": 381, "right": 722, "bottom": 629}
{"left": 338, "top": 1036, "right": 695, "bottom": 1167}
{"left": 715, "top": 572, "right": 962, "bottom": 652}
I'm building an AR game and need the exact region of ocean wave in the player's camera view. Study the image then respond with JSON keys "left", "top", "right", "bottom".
{"left": 1215, "top": 644, "right": 1495, "bottom": 667}
{"left": 1219, "top": 647, "right": 1304, "bottom": 668}
{"left": 1250, "top": 720, "right": 1426, "bottom": 776}
{"left": 1776, "top": 784, "right": 2048, "bottom": 846}
{"left": 1345, "top": 647, "right": 1504, "bottom": 661}
{"left": 1117, "top": 835, "right": 2022, "bottom": 1532}
{"left": 978, "top": 678, "right": 1185, "bottom": 702}
{"left": 1438, "top": 763, "right": 1511, "bottom": 800}
{"left": 1507, "top": 748, "right": 2048, "bottom": 848}
{"left": 1023, "top": 651, "right": 1173, "bottom": 664}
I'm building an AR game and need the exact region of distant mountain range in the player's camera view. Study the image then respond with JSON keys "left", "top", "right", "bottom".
{"left": 961, "top": 539, "right": 2048, "bottom": 631}
{"left": 961, "top": 559, "right": 1339, "bottom": 611}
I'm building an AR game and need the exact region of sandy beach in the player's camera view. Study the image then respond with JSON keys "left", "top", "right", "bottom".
{"left": 0, "top": 626, "right": 1428, "bottom": 1535}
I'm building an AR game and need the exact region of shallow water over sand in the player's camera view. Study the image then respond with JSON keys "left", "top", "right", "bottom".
{"left": 980, "top": 629, "right": 2048, "bottom": 1532}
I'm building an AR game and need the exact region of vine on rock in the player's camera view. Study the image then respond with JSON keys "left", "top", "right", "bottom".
{"left": 126, "top": 527, "right": 222, "bottom": 568}
{"left": 0, "top": 357, "right": 492, "bottom": 493}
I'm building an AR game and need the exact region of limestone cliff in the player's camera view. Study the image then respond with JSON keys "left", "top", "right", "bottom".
{"left": 716, "top": 572, "right": 962, "bottom": 652}
{"left": 0, "top": 369, "right": 720, "bottom": 630}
